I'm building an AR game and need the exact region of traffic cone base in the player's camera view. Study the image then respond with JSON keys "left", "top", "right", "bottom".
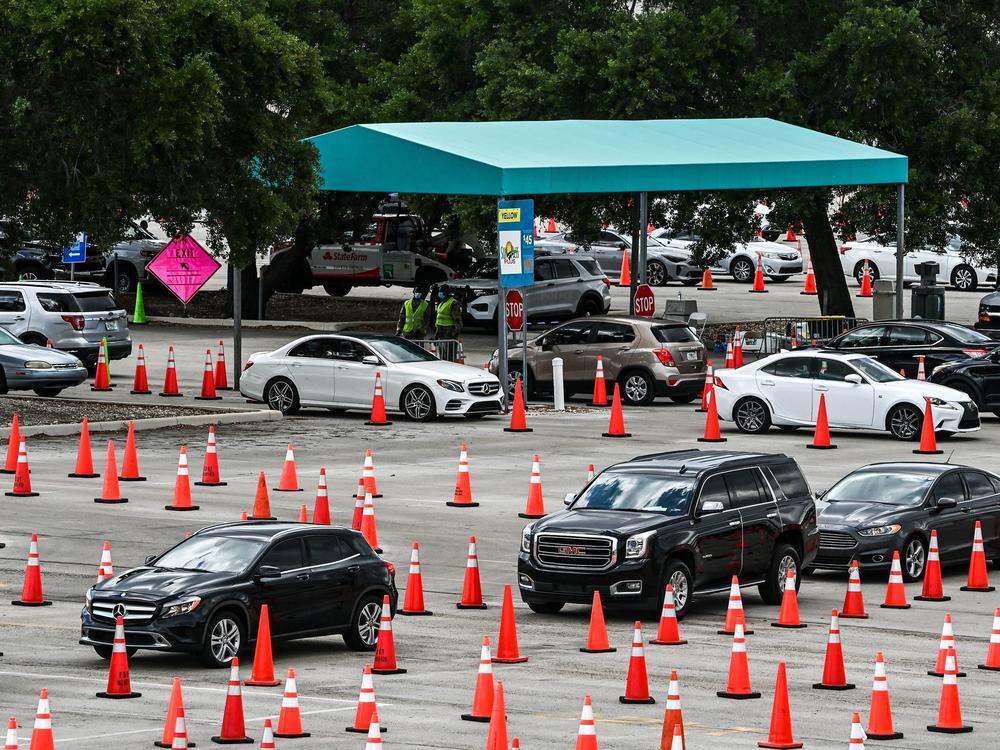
{"left": 11, "top": 599, "right": 52, "bottom": 607}
{"left": 97, "top": 690, "right": 141, "bottom": 699}
{"left": 210, "top": 737, "right": 253, "bottom": 744}
{"left": 68, "top": 471, "right": 100, "bottom": 478}
{"left": 812, "top": 681, "right": 854, "bottom": 690}
{"left": 620, "top": 696, "right": 656, "bottom": 704}
{"left": 880, "top": 603, "right": 911, "bottom": 609}
{"left": 927, "top": 725, "right": 972, "bottom": 734}
{"left": 95, "top": 497, "right": 127, "bottom": 504}
{"left": 165, "top": 504, "right": 200, "bottom": 511}
{"left": 650, "top": 638, "right": 687, "bottom": 646}
{"left": 867, "top": 731, "right": 903, "bottom": 740}
{"left": 716, "top": 689, "right": 760, "bottom": 700}
{"left": 580, "top": 645, "right": 617, "bottom": 653}
{"left": 447, "top": 501, "right": 479, "bottom": 507}
{"left": 5, "top": 489, "right": 38, "bottom": 497}
{"left": 915, "top": 594, "right": 951, "bottom": 601}
{"left": 457, "top": 602, "right": 488, "bottom": 610}
{"left": 461, "top": 715, "right": 490, "bottom": 723}
{"left": 960, "top": 584, "right": 995, "bottom": 592}
{"left": 195, "top": 480, "right": 227, "bottom": 486}
{"left": 771, "top": 622, "right": 807, "bottom": 629}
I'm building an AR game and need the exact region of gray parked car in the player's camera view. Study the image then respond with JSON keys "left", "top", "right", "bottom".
{"left": 51, "top": 221, "right": 167, "bottom": 294}
{"left": 544, "top": 229, "right": 690, "bottom": 286}
{"left": 0, "top": 325, "right": 88, "bottom": 396}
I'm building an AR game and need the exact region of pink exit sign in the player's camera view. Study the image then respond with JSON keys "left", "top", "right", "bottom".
{"left": 145, "top": 234, "right": 222, "bottom": 305}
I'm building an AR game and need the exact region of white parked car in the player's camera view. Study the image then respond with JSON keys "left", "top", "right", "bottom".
{"left": 650, "top": 230, "right": 803, "bottom": 283}
{"left": 839, "top": 235, "right": 997, "bottom": 291}
{"left": 240, "top": 333, "right": 503, "bottom": 420}
{"left": 712, "top": 350, "right": 980, "bottom": 441}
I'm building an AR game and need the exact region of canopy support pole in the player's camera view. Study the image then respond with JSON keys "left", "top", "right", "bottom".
{"left": 497, "top": 198, "right": 509, "bottom": 413}
{"left": 895, "top": 183, "right": 905, "bottom": 319}
{"left": 233, "top": 267, "right": 242, "bottom": 389}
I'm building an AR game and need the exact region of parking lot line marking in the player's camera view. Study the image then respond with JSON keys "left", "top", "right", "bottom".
{"left": 53, "top": 727, "right": 168, "bottom": 744}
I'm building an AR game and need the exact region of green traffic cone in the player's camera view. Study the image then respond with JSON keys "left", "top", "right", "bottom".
{"left": 132, "top": 281, "right": 147, "bottom": 324}
{"left": 102, "top": 337, "right": 112, "bottom": 385}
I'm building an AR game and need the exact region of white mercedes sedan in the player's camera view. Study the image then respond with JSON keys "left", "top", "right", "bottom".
{"left": 712, "top": 351, "right": 980, "bottom": 440}
{"left": 240, "top": 333, "right": 503, "bottom": 420}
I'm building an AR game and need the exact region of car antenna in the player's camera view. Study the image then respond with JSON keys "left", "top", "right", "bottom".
{"left": 679, "top": 464, "right": 687, "bottom": 474}
{"left": 944, "top": 449, "right": 955, "bottom": 464}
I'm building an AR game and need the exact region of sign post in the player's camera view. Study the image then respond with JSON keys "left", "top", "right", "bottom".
{"left": 62, "top": 232, "right": 87, "bottom": 282}
{"left": 634, "top": 283, "right": 656, "bottom": 318}
{"left": 504, "top": 289, "right": 527, "bottom": 396}
{"left": 497, "top": 199, "right": 534, "bottom": 410}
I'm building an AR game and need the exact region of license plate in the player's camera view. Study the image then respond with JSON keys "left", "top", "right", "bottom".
{"left": 685, "top": 351, "right": 699, "bottom": 361}
{"left": 104, "top": 320, "right": 119, "bottom": 331}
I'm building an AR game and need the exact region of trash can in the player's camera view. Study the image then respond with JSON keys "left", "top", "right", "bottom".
{"left": 911, "top": 261, "right": 945, "bottom": 320}
{"left": 872, "top": 279, "right": 896, "bottom": 321}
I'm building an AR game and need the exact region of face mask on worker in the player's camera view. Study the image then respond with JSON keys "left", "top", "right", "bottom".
{"left": 414, "top": 293, "right": 422, "bottom": 301}
{"left": 438, "top": 292, "right": 445, "bottom": 300}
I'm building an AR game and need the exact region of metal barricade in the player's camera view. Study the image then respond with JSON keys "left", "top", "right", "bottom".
{"left": 754, "top": 316, "right": 870, "bottom": 355}
{"left": 409, "top": 338, "right": 463, "bottom": 363}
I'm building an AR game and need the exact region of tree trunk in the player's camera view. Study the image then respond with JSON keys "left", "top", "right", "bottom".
{"left": 224, "top": 262, "right": 261, "bottom": 320}
{"left": 801, "top": 194, "right": 856, "bottom": 317}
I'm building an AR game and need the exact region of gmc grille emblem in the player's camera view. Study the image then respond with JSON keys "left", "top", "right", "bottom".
{"left": 558, "top": 546, "right": 584, "bottom": 556}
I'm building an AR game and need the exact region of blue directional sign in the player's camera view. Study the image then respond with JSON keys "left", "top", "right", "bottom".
{"left": 62, "top": 232, "right": 87, "bottom": 264}
{"left": 497, "top": 199, "right": 534, "bottom": 288}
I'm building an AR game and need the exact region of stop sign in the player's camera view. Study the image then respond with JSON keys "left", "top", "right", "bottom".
{"left": 634, "top": 283, "right": 655, "bottom": 317}
{"left": 505, "top": 289, "right": 525, "bottom": 331}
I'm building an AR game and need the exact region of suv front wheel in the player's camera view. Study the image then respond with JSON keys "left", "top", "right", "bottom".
{"left": 199, "top": 609, "right": 246, "bottom": 668}
{"left": 661, "top": 558, "right": 693, "bottom": 619}
{"left": 343, "top": 595, "right": 383, "bottom": 651}
{"left": 758, "top": 543, "right": 801, "bottom": 605}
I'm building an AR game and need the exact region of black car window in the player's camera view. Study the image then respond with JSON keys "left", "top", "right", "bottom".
{"left": 816, "top": 358, "right": 856, "bottom": 382}
{"left": 0, "top": 291, "right": 25, "bottom": 312}
{"left": 698, "top": 474, "right": 731, "bottom": 510}
{"left": 725, "top": 469, "right": 770, "bottom": 508}
{"left": 546, "top": 322, "right": 593, "bottom": 346}
{"left": 886, "top": 326, "right": 935, "bottom": 346}
{"left": 305, "top": 535, "right": 354, "bottom": 566}
{"left": 836, "top": 326, "right": 885, "bottom": 348}
{"left": 963, "top": 472, "right": 997, "bottom": 499}
{"left": 766, "top": 463, "right": 811, "bottom": 499}
{"left": 575, "top": 258, "right": 602, "bottom": 277}
{"left": 761, "top": 357, "right": 814, "bottom": 378}
{"left": 534, "top": 260, "right": 554, "bottom": 282}
{"left": 35, "top": 293, "right": 76, "bottom": 313}
{"left": 599, "top": 231, "right": 624, "bottom": 245}
{"left": 652, "top": 326, "right": 698, "bottom": 344}
{"left": 333, "top": 340, "right": 372, "bottom": 362}
{"left": 593, "top": 323, "right": 634, "bottom": 344}
{"left": 289, "top": 338, "right": 337, "bottom": 359}
{"left": 73, "top": 291, "right": 120, "bottom": 312}
{"left": 552, "top": 259, "right": 580, "bottom": 279}
{"left": 932, "top": 473, "right": 966, "bottom": 504}
{"left": 259, "top": 539, "right": 304, "bottom": 572}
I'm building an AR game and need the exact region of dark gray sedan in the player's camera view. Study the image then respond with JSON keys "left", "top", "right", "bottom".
{"left": 0, "top": 326, "right": 88, "bottom": 396}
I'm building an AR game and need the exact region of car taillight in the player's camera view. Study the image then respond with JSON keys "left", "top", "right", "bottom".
{"left": 384, "top": 561, "right": 396, "bottom": 578}
{"left": 839, "top": 246, "right": 850, "bottom": 254}
{"left": 601, "top": 277, "right": 611, "bottom": 287}
{"left": 654, "top": 349, "right": 674, "bottom": 366}
{"left": 242, "top": 360, "right": 254, "bottom": 371}
{"left": 714, "top": 375, "right": 728, "bottom": 389}
{"left": 962, "top": 349, "right": 989, "bottom": 356}
{"left": 61, "top": 314, "right": 85, "bottom": 331}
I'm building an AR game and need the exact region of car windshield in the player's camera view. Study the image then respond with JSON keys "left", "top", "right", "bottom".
{"left": 0, "top": 327, "right": 21, "bottom": 345}
{"left": 935, "top": 323, "right": 994, "bottom": 345}
{"left": 852, "top": 356, "right": 905, "bottom": 383}
{"left": 573, "top": 472, "right": 695, "bottom": 515}
{"left": 154, "top": 535, "right": 267, "bottom": 573}
{"left": 824, "top": 472, "right": 932, "bottom": 507}
{"left": 366, "top": 337, "right": 438, "bottom": 363}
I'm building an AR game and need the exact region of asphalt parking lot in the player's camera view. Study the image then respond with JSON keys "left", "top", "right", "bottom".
{"left": 3, "top": 355, "right": 1000, "bottom": 747}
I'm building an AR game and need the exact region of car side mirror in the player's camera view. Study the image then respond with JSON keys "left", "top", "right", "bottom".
{"left": 815, "top": 489, "right": 827, "bottom": 499}
{"left": 255, "top": 565, "right": 281, "bottom": 582}
{"left": 618, "top": 243, "right": 627, "bottom": 250}
{"left": 699, "top": 500, "right": 725, "bottom": 515}
{"left": 144, "top": 554, "right": 157, "bottom": 566}
{"left": 845, "top": 373, "right": 863, "bottom": 385}
{"left": 935, "top": 496, "right": 958, "bottom": 509}
{"left": 361, "top": 355, "right": 379, "bottom": 365}
{"left": 564, "top": 492, "right": 576, "bottom": 506}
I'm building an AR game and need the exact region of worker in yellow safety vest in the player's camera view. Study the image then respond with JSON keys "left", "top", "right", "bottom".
{"left": 433, "top": 284, "right": 462, "bottom": 339}
{"left": 396, "top": 288, "right": 430, "bottom": 339}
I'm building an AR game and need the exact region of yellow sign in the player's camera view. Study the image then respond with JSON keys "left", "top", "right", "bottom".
{"left": 498, "top": 207, "right": 521, "bottom": 223}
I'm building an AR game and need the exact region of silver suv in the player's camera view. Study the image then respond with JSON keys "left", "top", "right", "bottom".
{"left": 0, "top": 281, "right": 132, "bottom": 371}
{"left": 51, "top": 221, "right": 167, "bottom": 294}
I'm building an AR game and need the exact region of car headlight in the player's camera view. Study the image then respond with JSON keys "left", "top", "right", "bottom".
{"left": 521, "top": 523, "right": 534, "bottom": 553}
{"left": 23, "top": 360, "right": 52, "bottom": 369}
{"left": 74, "top": 358, "right": 84, "bottom": 368}
{"left": 759, "top": 251, "right": 781, "bottom": 259}
{"left": 437, "top": 379, "right": 465, "bottom": 392}
{"left": 160, "top": 596, "right": 202, "bottom": 619}
{"left": 858, "top": 524, "right": 902, "bottom": 537}
{"left": 471, "top": 288, "right": 493, "bottom": 298}
{"left": 926, "top": 397, "right": 948, "bottom": 406}
{"left": 85, "top": 587, "right": 95, "bottom": 604}
{"left": 625, "top": 530, "right": 656, "bottom": 559}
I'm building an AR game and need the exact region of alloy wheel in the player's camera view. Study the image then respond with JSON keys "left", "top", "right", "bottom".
{"left": 736, "top": 400, "right": 767, "bottom": 431}
{"left": 777, "top": 555, "right": 798, "bottom": 591}
{"left": 210, "top": 618, "right": 240, "bottom": 664}
{"left": 404, "top": 387, "right": 433, "bottom": 419}
{"left": 669, "top": 569, "right": 689, "bottom": 609}
{"left": 953, "top": 267, "right": 974, "bottom": 291}
{"left": 624, "top": 374, "right": 649, "bottom": 403}
{"left": 890, "top": 405, "right": 920, "bottom": 439}
{"left": 732, "top": 259, "right": 754, "bottom": 282}
{"left": 646, "top": 261, "right": 666, "bottom": 286}
{"left": 905, "top": 538, "right": 926, "bottom": 579}
{"left": 267, "top": 381, "right": 295, "bottom": 413}
{"left": 357, "top": 601, "right": 382, "bottom": 647}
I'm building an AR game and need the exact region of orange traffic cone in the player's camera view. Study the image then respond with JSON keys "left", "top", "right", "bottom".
{"left": 119, "top": 420, "right": 145, "bottom": 481}
{"left": 195, "top": 349, "right": 220, "bottom": 400}
{"left": 881, "top": 550, "right": 910, "bottom": 609}
{"left": 724, "top": 338, "right": 735, "bottom": 368}
{"left": 758, "top": 662, "right": 802, "bottom": 748}
{"left": 12, "top": 534, "right": 51, "bottom": 606}
{"left": 519, "top": 454, "right": 545, "bottom": 519}
{"left": 360, "top": 449, "right": 382, "bottom": 498}
{"left": 619, "top": 248, "right": 631, "bottom": 287}
{"left": 244, "top": 605, "right": 280, "bottom": 687}
{"left": 485, "top": 680, "right": 508, "bottom": 750}
{"left": 786, "top": 225, "right": 797, "bottom": 241}
{"left": 345, "top": 665, "right": 381, "bottom": 733}
{"left": 848, "top": 712, "right": 864, "bottom": 749}
{"left": 154, "top": 677, "right": 194, "bottom": 748}
{"left": 494, "top": 584, "right": 528, "bottom": 663}
{"left": 696, "top": 362, "right": 714, "bottom": 413}
{"left": 214, "top": 340, "right": 230, "bottom": 390}
{"left": 297, "top": 503, "right": 308, "bottom": 522}
{"left": 978, "top": 607, "right": 1000, "bottom": 671}
{"left": 240, "top": 511, "right": 247, "bottom": 521}
{"left": 913, "top": 398, "right": 943, "bottom": 455}
{"left": 400, "top": 542, "right": 432, "bottom": 616}
{"left": 575, "top": 695, "right": 598, "bottom": 750}
{"left": 546, "top": 216, "right": 557, "bottom": 232}
{"left": 698, "top": 390, "right": 727, "bottom": 443}
{"left": 650, "top": 584, "right": 686, "bottom": 645}
{"left": 95, "top": 440, "right": 128, "bottom": 503}
{"left": 457, "top": 536, "right": 487, "bottom": 609}
{"left": 733, "top": 327, "right": 745, "bottom": 368}
{"left": 311, "top": 468, "right": 330, "bottom": 524}
{"left": 130, "top": 343, "right": 151, "bottom": 394}
{"left": 5, "top": 438, "right": 37, "bottom": 497}
{"left": 717, "top": 623, "right": 760, "bottom": 699}
{"left": 4, "top": 714, "right": 15, "bottom": 748}
{"left": 772, "top": 568, "right": 805, "bottom": 628}
{"left": 813, "top": 609, "right": 854, "bottom": 690}
{"left": 580, "top": 590, "right": 616, "bottom": 653}
{"left": 504, "top": 376, "right": 532, "bottom": 432}
{"left": 866, "top": 651, "right": 903, "bottom": 740}
{"left": 351, "top": 478, "right": 364, "bottom": 530}
{"left": 719, "top": 576, "right": 752, "bottom": 635}
{"left": 927, "top": 647, "right": 972, "bottom": 733}
{"left": 698, "top": 267, "right": 716, "bottom": 291}
{"left": 159, "top": 345, "right": 182, "bottom": 397}
{"left": 92, "top": 345, "right": 112, "bottom": 391}
{"left": 807, "top": 393, "right": 837, "bottom": 449}
{"left": 603, "top": 383, "right": 631, "bottom": 438}
{"left": 165, "top": 446, "right": 199, "bottom": 511}
{"left": 275, "top": 444, "right": 301, "bottom": 492}
{"left": 365, "top": 372, "right": 392, "bottom": 426}
{"left": 749, "top": 257, "right": 768, "bottom": 293}
{"left": 364, "top": 710, "right": 383, "bottom": 749}
{"left": 841, "top": 561, "right": 869, "bottom": 619}
{"left": 3, "top": 413, "right": 21, "bottom": 474}
{"left": 360, "top": 492, "right": 380, "bottom": 552}
{"left": 29, "top": 689, "right": 54, "bottom": 750}
{"left": 96, "top": 615, "right": 142, "bottom": 699}
{"left": 800, "top": 261, "right": 817, "bottom": 295}
{"left": 461, "top": 635, "right": 494, "bottom": 722}
{"left": 915, "top": 529, "right": 949, "bottom": 601}
{"left": 857, "top": 261, "right": 873, "bottom": 298}
{"left": 917, "top": 355, "right": 927, "bottom": 381}
{"left": 273, "top": 668, "right": 310, "bottom": 738}
{"left": 97, "top": 540, "right": 114, "bottom": 583}
{"left": 930, "top": 613, "right": 966, "bottom": 677}
{"left": 961, "top": 520, "right": 994, "bottom": 591}
{"left": 68, "top": 417, "right": 100, "bottom": 478}
{"left": 619, "top": 621, "right": 655, "bottom": 703}
{"left": 659, "top": 670, "right": 685, "bottom": 750}
{"left": 591, "top": 356, "right": 608, "bottom": 406}
{"left": 250, "top": 472, "right": 275, "bottom": 520}
{"left": 194, "top": 425, "right": 225, "bottom": 487}
{"left": 373, "top": 594, "right": 406, "bottom": 674}
{"left": 212, "top": 658, "right": 253, "bottom": 744}
{"left": 447, "top": 443, "right": 477, "bottom": 507}
{"left": 258, "top": 719, "right": 276, "bottom": 750}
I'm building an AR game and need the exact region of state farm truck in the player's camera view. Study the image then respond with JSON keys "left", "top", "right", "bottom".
{"left": 270, "top": 209, "right": 458, "bottom": 297}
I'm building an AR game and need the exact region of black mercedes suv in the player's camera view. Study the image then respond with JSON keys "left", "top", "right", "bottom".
{"left": 518, "top": 450, "right": 819, "bottom": 618}
{"left": 80, "top": 522, "right": 398, "bottom": 667}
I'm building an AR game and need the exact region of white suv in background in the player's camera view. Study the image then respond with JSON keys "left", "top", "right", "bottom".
{"left": 650, "top": 230, "right": 803, "bottom": 283}
{"left": 839, "top": 234, "right": 997, "bottom": 291}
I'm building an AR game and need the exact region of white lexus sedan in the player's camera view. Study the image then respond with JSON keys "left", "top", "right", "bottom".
{"left": 712, "top": 351, "right": 980, "bottom": 440}
{"left": 240, "top": 333, "right": 503, "bottom": 420}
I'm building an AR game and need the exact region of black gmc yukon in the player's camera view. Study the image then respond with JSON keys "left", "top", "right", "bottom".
{"left": 517, "top": 450, "right": 819, "bottom": 618}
